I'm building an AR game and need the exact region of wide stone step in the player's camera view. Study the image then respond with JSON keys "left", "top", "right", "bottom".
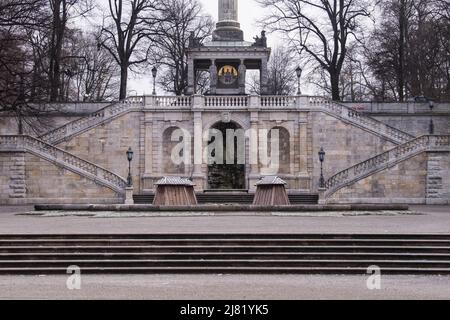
{"left": 1, "top": 234, "right": 449, "bottom": 274}
{"left": 1, "top": 239, "right": 450, "bottom": 246}
{"left": 1, "top": 245, "right": 449, "bottom": 254}
{"left": 1, "top": 252, "right": 450, "bottom": 261}
{"left": 1, "top": 259, "right": 450, "bottom": 269}
{"left": 1, "top": 266, "right": 449, "bottom": 275}
{"left": 1, "top": 234, "right": 450, "bottom": 240}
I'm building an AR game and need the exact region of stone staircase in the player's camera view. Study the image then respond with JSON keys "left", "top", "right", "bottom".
{"left": 324, "top": 135, "right": 450, "bottom": 199}
{"left": 308, "top": 97, "right": 415, "bottom": 144}
{"left": 0, "top": 234, "right": 449, "bottom": 274}
{"left": 0, "top": 135, "right": 127, "bottom": 195}
{"left": 39, "top": 99, "right": 143, "bottom": 145}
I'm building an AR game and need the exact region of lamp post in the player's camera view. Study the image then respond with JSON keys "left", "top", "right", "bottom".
{"left": 318, "top": 147, "right": 326, "bottom": 189}
{"left": 126, "top": 147, "right": 134, "bottom": 187}
{"left": 429, "top": 99, "right": 434, "bottom": 135}
{"left": 296, "top": 66, "right": 302, "bottom": 95}
{"left": 152, "top": 66, "right": 157, "bottom": 96}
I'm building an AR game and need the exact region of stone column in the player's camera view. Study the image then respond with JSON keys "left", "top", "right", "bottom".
{"left": 192, "top": 111, "right": 204, "bottom": 190}
{"left": 219, "top": 0, "right": 238, "bottom": 21}
{"left": 187, "top": 58, "right": 195, "bottom": 95}
{"left": 248, "top": 110, "right": 259, "bottom": 192}
{"left": 260, "top": 57, "right": 269, "bottom": 95}
{"left": 209, "top": 59, "right": 217, "bottom": 95}
{"left": 238, "top": 59, "right": 246, "bottom": 95}
{"left": 144, "top": 114, "right": 153, "bottom": 176}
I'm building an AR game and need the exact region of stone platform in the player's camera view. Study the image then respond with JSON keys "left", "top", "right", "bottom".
{"left": 34, "top": 204, "right": 409, "bottom": 212}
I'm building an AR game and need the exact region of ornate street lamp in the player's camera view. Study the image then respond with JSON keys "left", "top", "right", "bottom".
{"left": 126, "top": 147, "right": 134, "bottom": 187}
{"left": 152, "top": 66, "right": 157, "bottom": 96}
{"left": 318, "top": 147, "right": 326, "bottom": 189}
{"left": 296, "top": 66, "right": 302, "bottom": 95}
{"left": 429, "top": 99, "right": 434, "bottom": 134}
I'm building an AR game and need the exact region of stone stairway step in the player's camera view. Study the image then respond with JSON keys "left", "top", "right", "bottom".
{"left": 1, "top": 266, "right": 449, "bottom": 275}
{"left": 1, "top": 233, "right": 450, "bottom": 240}
{"left": 1, "top": 252, "right": 450, "bottom": 261}
{"left": 1, "top": 234, "right": 449, "bottom": 274}
{"left": 1, "top": 239, "right": 450, "bottom": 246}
{"left": 1, "top": 259, "right": 450, "bottom": 268}
{"left": 1, "top": 245, "right": 450, "bottom": 254}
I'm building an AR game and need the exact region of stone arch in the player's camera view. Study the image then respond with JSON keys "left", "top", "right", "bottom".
{"left": 206, "top": 120, "right": 246, "bottom": 189}
{"left": 268, "top": 126, "right": 291, "bottom": 175}
{"left": 162, "top": 126, "right": 187, "bottom": 174}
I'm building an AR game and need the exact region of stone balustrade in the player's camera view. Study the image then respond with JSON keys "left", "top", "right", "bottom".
{"left": 38, "top": 94, "right": 415, "bottom": 147}
{"left": 0, "top": 135, "right": 127, "bottom": 194}
{"left": 324, "top": 135, "right": 450, "bottom": 199}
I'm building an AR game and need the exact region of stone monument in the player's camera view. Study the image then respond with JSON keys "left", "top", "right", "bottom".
{"left": 186, "top": 0, "right": 271, "bottom": 95}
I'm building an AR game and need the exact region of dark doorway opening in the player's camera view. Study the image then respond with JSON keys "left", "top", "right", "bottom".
{"left": 207, "top": 121, "right": 246, "bottom": 190}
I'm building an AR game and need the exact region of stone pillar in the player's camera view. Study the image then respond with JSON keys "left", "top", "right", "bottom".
{"left": 193, "top": 111, "right": 204, "bottom": 190}
{"left": 219, "top": 0, "right": 238, "bottom": 21}
{"left": 144, "top": 114, "right": 153, "bottom": 176}
{"left": 124, "top": 186, "right": 134, "bottom": 205}
{"left": 187, "top": 58, "right": 195, "bottom": 95}
{"left": 298, "top": 112, "right": 308, "bottom": 177}
{"left": 248, "top": 111, "right": 259, "bottom": 192}
{"left": 209, "top": 59, "right": 217, "bottom": 95}
{"left": 260, "top": 57, "right": 269, "bottom": 95}
{"left": 238, "top": 59, "right": 246, "bottom": 95}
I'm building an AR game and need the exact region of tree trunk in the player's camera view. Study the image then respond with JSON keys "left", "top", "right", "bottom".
{"left": 330, "top": 71, "right": 341, "bottom": 101}
{"left": 119, "top": 64, "right": 128, "bottom": 100}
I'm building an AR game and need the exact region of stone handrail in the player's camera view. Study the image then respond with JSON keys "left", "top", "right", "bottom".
{"left": 204, "top": 96, "right": 248, "bottom": 108}
{"left": 40, "top": 98, "right": 143, "bottom": 144}
{"left": 0, "top": 135, "right": 127, "bottom": 194}
{"left": 39, "top": 94, "right": 414, "bottom": 146}
{"left": 324, "top": 135, "right": 450, "bottom": 199}
{"left": 307, "top": 97, "right": 414, "bottom": 144}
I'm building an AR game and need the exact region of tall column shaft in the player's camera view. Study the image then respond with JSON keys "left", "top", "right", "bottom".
{"left": 219, "top": 0, "right": 238, "bottom": 21}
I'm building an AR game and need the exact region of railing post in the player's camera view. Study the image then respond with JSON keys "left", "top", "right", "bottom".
{"left": 124, "top": 186, "right": 134, "bottom": 205}
{"left": 296, "top": 96, "right": 309, "bottom": 109}
{"left": 318, "top": 188, "right": 327, "bottom": 205}
{"left": 192, "top": 94, "right": 204, "bottom": 109}
{"left": 249, "top": 95, "right": 260, "bottom": 109}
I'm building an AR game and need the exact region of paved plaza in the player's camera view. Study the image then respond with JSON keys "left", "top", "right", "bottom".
{"left": 0, "top": 274, "right": 449, "bottom": 300}
{"left": 0, "top": 205, "right": 448, "bottom": 234}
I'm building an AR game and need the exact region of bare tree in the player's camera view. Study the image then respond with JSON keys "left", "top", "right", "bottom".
{"left": 248, "top": 46, "right": 297, "bottom": 95}
{"left": 257, "top": 0, "right": 372, "bottom": 101}
{"left": 100, "top": 0, "right": 161, "bottom": 100}
{"left": 47, "top": 0, "right": 93, "bottom": 102}
{"left": 366, "top": 0, "right": 449, "bottom": 101}
{"left": 151, "top": 0, "right": 213, "bottom": 95}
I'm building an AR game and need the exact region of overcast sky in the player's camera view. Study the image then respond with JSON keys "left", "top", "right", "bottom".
{"left": 129, "top": 0, "right": 271, "bottom": 95}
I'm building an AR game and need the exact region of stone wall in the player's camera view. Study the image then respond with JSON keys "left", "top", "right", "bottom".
{"left": 330, "top": 153, "right": 428, "bottom": 204}
{"left": 0, "top": 152, "right": 26, "bottom": 203}
{"left": 311, "top": 112, "right": 396, "bottom": 191}
{"left": 60, "top": 111, "right": 142, "bottom": 192}
{"left": 0, "top": 152, "right": 119, "bottom": 204}
{"left": 427, "top": 152, "right": 450, "bottom": 204}
{"left": 371, "top": 115, "right": 450, "bottom": 136}
{"left": 24, "top": 153, "right": 119, "bottom": 204}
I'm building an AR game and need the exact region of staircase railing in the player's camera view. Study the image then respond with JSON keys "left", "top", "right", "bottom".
{"left": 39, "top": 98, "right": 143, "bottom": 144}
{"left": 39, "top": 95, "right": 415, "bottom": 146}
{"left": 308, "top": 97, "right": 415, "bottom": 144}
{"left": 0, "top": 135, "right": 127, "bottom": 194}
{"left": 324, "top": 135, "right": 450, "bottom": 199}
